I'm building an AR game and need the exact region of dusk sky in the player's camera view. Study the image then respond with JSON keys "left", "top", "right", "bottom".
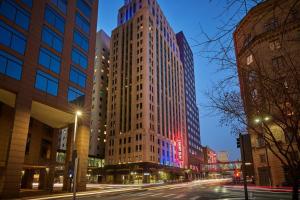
{"left": 97, "top": 0, "right": 240, "bottom": 160}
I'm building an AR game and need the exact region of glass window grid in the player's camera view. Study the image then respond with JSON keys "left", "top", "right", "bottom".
{"left": 50, "top": 0, "right": 67, "bottom": 14}
{"left": 35, "top": 70, "right": 58, "bottom": 96}
{"left": 38, "top": 47, "right": 61, "bottom": 74}
{"left": 0, "top": 50, "right": 23, "bottom": 80}
{"left": 70, "top": 66, "right": 86, "bottom": 88}
{"left": 71, "top": 47, "right": 88, "bottom": 69}
{"left": 0, "top": 21, "right": 27, "bottom": 55}
{"left": 42, "top": 26, "right": 63, "bottom": 53}
{"left": 68, "top": 86, "right": 84, "bottom": 102}
{"left": 0, "top": 0, "right": 30, "bottom": 30}
{"left": 73, "top": 30, "right": 89, "bottom": 52}
{"left": 44, "top": 5, "right": 65, "bottom": 33}
{"left": 76, "top": 0, "right": 91, "bottom": 19}
{"left": 75, "top": 13, "right": 90, "bottom": 35}
{"left": 21, "top": 0, "right": 33, "bottom": 7}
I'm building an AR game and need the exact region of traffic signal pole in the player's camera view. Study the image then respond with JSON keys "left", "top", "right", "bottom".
{"left": 240, "top": 133, "right": 249, "bottom": 200}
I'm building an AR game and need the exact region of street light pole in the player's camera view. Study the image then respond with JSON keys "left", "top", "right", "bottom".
{"left": 261, "top": 122, "right": 272, "bottom": 187}
{"left": 73, "top": 111, "right": 82, "bottom": 200}
{"left": 255, "top": 116, "right": 273, "bottom": 187}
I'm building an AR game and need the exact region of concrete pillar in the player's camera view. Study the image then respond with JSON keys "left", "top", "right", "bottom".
{"left": 0, "top": 97, "right": 31, "bottom": 198}
{"left": 75, "top": 124, "right": 90, "bottom": 191}
{"left": 63, "top": 125, "right": 73, "bottom": 191}
{"left": 38, "top": 169, "right": 47, "bottom": 190}
{"left": 21, "top": 169, "right": 34, "bottom": 189}
{"left": 0, "top": 169, "right": 4, "bottom": 193}
{"left": 46, "top": 129, "right": 59, "bottom": 192}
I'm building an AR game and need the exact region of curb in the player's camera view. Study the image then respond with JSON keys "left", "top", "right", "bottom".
{"left": 224, "top": 185, "right": 299, "bottom": 193}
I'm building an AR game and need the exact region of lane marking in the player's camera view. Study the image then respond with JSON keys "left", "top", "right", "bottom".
{"left": 162, "top": 194, "right": 176, "bottom": 197}
{"left": 149, "top": 192, "right": 164, "bottom": 197}
{"left": 135, "top": 192, "right": 152, "bottom": 196}
{"left": 189, "top": 195, "right": 200, "bottom": 200}
{"left": 174, "top": 194, "right": 186, "bottom": 199}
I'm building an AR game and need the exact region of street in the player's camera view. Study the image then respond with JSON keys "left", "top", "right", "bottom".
{"left": 22, "top": 180, "right": 294, "bottom": 200}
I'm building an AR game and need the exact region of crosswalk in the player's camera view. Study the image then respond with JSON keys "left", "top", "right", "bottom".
{"left": 119, "top": 191, "right": 200, "bottom": 199}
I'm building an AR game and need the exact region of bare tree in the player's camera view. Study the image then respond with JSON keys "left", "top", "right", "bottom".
{"left": 196, "top": 0, "right": 300, "bottom": 199}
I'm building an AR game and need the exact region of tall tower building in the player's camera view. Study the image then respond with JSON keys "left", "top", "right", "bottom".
{"left": 106, "top": 0, "right": 187, "bottom": 182}
{"left": 176, "top": 32, "right": 203, "bottom": 177}
{"left": 90, "top": 30, "right": 110, "bottom": 158}
{"left": 0, "top": 0, "right": 98, "bottom": 197}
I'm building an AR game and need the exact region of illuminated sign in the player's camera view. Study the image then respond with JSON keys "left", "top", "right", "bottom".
{"left": 176, "top": 139, "right": 183, "bottom": 161}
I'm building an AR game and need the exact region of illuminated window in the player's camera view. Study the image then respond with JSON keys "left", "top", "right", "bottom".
{"left": 246, "top": 54, "right": 253, "bottom": 65}
{"left": 269, "top": 40, "right": 281, "bottom": 50}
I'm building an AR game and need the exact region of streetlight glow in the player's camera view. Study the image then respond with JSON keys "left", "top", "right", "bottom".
{"left": 254, "top": 118, "right": 261, "bottom": 123}
{"left": 76, "top": 110, "right": 82, "bottom": 116}
{"left": 264, "top": 116, "right": 270, "bottom": 121}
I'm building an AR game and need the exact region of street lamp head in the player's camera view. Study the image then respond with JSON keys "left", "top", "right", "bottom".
{"left": 254, "top": 118, "right": 261, "bottom": 123}
{"left": 76, "top": 111, "right": 82, "bottom": 116}
{"left": 264, "top": 116, "right": 270, "bottom": 121}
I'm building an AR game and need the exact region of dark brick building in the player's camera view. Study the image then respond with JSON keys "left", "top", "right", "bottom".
{"left": 0, "top": 0, "right": 98, "bottom": 197}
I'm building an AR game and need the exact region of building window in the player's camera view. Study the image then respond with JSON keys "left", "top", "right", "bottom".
{"left": 51, "top": 0, "right": 67, "bottom": 14}
{"left": 44, "top": 6, "right": 65, "bottom": 33}
{"left": 21, "top": 0, "right": 33, "bottom": 8}
{"left": 264, "top": 18, "right": 279, "bottom": 32}
{"left": 75, "top": 13, "right": 90, "bottom": 34}
{"left": 272, "top": 56, "right": 285, "bottom": 71}
{"left": 70, "top": 66, "right": 86, "bottom": 88}
{"left": 0, "top": 21, "right": 27, "bottom": 55}
{"left": 0, "top": 0, "right": 30, "bottom": 30}
{"left": 42, "top": 26, "right": 63, "bottom": 53}
{"left": 77, "top": 0, "right": 91, "bottom": 19}
{"left": 246, "top": 54, "right": 253, "bottom": 65}
{"left": 68, "top": 86, "right": 85, "bottom": 103}
{"left": 38, "top": 47, "right": 61, "bottom": 74}
{"left": 248, "top": 70, "right": 256, "bottom": 82}
{"left": 71, "top": 48, "right": 88, "bottom": 69}
{"left": 40, "top": 139, "right": 52, "bottom": 160}
{"left": 73, "top": 30, "right": 89, "bottom": 52}
{"left": 35, "top": 70, "right": 59, "bottom": 96}
{"left": 259, "top": 154, "right": 266, "bottom": 163}
{"left": 0, "top": 50, "right": 23, "bottom": 80}
{"left": 257, "top": 136, "right": 265, "bottom": 147}
{"left": 269, "top": 40, "right": 281, "bottom": 51}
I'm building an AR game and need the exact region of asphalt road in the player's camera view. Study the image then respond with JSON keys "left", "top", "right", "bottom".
{"left": 56, "top": 182, "right": 294, "bottom": 200}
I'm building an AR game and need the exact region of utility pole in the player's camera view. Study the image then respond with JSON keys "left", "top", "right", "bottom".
{"left": 240, "top": 133, "right": 249, "bottom": 200}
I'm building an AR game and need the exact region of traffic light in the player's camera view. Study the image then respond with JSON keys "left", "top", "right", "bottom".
{"left": 236, "top": 138, "right": 240, "bottom": 148}
{"left": 234, "top": 170, "right": 241, "bottom": 178}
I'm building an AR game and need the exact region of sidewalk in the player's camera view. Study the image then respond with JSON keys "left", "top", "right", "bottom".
{"left": 14, "top": 182, "right": 169, "bottom": 199}
{"left": 224, "top": 185, "right": 299, "bottom": 193}
{"left": 14, "top": 187, "right": 144, "bottom": 200}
